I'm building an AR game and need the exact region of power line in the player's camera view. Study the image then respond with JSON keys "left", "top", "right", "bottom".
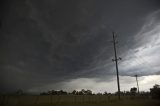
{"left": 112, "top": 32, "right": 121, "bottom": 100}
{"left": 135, "top": 75, "right": 140, "bottom": 94}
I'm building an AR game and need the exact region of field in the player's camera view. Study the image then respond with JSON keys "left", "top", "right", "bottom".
{"left": 1, "top": 95, "right": 160, "bottom": 106}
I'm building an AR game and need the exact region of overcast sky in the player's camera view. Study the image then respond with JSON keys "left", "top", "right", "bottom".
{"left": 0, "top": 0, "right": 160, "bottom": 93}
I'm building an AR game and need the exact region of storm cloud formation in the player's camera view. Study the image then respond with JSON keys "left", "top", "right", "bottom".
{"left": 0, "top": 0, "right": 160, "bottom": 93}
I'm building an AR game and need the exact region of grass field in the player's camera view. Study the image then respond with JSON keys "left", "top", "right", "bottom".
{"left": 1, "top": 95, "right": 160, "bottom": 106}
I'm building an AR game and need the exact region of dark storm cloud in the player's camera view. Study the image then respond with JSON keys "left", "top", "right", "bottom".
{"left": 0, "top": 0, "right": 160, "bottom": 92}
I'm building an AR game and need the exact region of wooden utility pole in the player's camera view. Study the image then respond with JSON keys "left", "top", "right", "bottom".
{"left": 112, "top": 32, "right": 121, "bottom": 100}
{"left": 135, "top": 75, "right": 139, "bottom": 94}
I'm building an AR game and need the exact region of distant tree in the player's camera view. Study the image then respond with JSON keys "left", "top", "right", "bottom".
{"left": 103, "top": 91, "right": 108, "bottom": 95}
{"left": 79, "top": 89, "right": 93, "bottom": 95}
{"left": 45, "top": 90, "right": 68, "bottom": 95}
{"left": 86, "top": 90, "right": 92, "bottom": 95}
{"left": 114, "top": 91, "right": 124, "bottom": 96}
{"left": 150, "top": 84, "right": 160, "bottom": 99}
{"left": 78, "top": 90, "right": 84, "bottom": 95}
{"left": 81, "top": 89, "right": 86, "bottom": 95}
{"left": 16, "top": 89, "right": 23, "bottom": 95}
{"left": 139, "top": 91, "right": 150, "bottom": 97}
{"left": 48, "top": 90, "right": 52, "bottom": 95}
{"left": 59, "top": 90, "right": 67, "bottom": 95}
{"left": 97, "top": 93, "right": 103, "bottom": 95}
{"left": 130, "top": 87, "right": 137, "bottom": 96}
{"left": 51, "top": 90, "right": 56, "bottom": 95}
{"left": 125, "top": 91, "right": 131, "bottom": 96}
{"left": 40, "top": 92, "right": 48, "bottom": 95}
{"left": 72, "top": 90, "right": 77, "bottom": 95}
{"left": 71, "top": 89, "right": 93, "bottom": 95}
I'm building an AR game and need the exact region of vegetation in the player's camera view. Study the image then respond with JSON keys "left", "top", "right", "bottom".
{"left": 1, "top": 95, "right": 160, "bottom": 106}
{"left": 0, "top": 84, "right": 160, "bottom": 106}
{"left": 150, "top": 84, "right": 160, "bottom": 99}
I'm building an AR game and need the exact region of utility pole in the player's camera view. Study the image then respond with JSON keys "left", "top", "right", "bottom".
{"left": 112, "top": 32, "right": 121, "bottom": 100}
{"left": 135, "top": 75, "right": 139, "bottom": 94}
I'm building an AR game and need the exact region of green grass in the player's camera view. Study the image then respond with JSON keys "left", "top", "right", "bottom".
{"left": 0, "top": 95, "right": 160, "bottom": 106}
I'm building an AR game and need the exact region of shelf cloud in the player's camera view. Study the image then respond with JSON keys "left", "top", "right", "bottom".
{"left": 0, "top": 0, "right": 160, "bottom": 93}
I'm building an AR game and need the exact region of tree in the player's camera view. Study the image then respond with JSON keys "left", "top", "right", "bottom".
{"left": 16, "top": 89, "right": 23, "bottom": 95}
{"left": 59, "top": 90, "right": 67, "bottom": 95}
{"left": 86, "top": 90, "right": 92, "bottom": 95}
{"left": 40, "top": 92, "right": 48, "bottom": 95}
{"left": 130, "top": 87, "right": 137, "bottom": 96}
{"left": 72, "top": 90, "right": 77, "bottom": 95}
{"left": 150, "top": 84, "right": 160, "bottom": 99}
{"left": 81, "top": 89, "right": 86, "bottom": 95}
{"left": 71, "top": 89, "right": 93, "bottom": 95}
{"left": 103, "top": 91, "right": 108, "bottom": 95}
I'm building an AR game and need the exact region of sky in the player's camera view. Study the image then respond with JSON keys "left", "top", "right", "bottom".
{"left": 0, "top": 0, "right": 160, "bottom": 93}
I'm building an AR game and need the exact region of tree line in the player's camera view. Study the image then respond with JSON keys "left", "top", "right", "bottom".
{"left": 13, "top": 84, "right": 160, "bottom": 99}
{"left": 40, "top": 89, "right": 93, "bottom": 95}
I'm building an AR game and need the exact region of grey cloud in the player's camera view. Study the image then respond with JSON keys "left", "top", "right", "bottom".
{"left": 1, "top": 0, "right": 160, "bottom": 93}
